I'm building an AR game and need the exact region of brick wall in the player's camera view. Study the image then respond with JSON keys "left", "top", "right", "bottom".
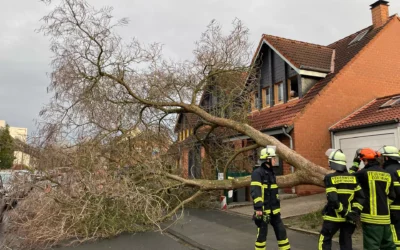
{"left": 372, "top": 4, "right": 389, "bottom": 29}
{"left": 279, "top": 134, "right": 296, "bottom": 194}
{"left": 294, "top": 18, "right": 400, "bottom": 196}
{"left": 181, "top": 147, "right": 189, "bottom": 178}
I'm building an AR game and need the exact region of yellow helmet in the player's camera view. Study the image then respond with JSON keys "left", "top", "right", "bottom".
{"left": 260, "top": 146, "right": 277, "bottom": 160}
{"left": 378, "top": 145, "right": 400, "bottom": 161}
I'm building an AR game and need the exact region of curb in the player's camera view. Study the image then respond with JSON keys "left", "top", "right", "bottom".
{"left": 224, "top": 209, "right": 342, "bottom": 243}
{"left": 285, "top": 226, "right": 340, "bottom": 243}
{"left": 166, "top": 228, "right": 217, "bottom": 250}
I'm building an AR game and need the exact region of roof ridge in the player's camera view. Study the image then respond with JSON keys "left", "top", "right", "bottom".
{"left": 263, "top": 34, "right": 331, "bottom": 50}
{"left": 328, "top": 15, "right": 397, "bottom": 48}
{"left": 376, "top": 93, "right": 400, "bottom": 100}
{"left": 329, "top": 99, "right": 377, "bottom": 130}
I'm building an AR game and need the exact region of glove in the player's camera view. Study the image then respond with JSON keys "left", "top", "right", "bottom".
{"left": 262, "top": 212, "right": 270, "bottom": 224}
{"left": 345, "top": 211, "right": 358, "bottom": 225}
{"left": 253, "top": 212, "right": 270, "bottom": 227}
{"left": 353, "top": 157, "right": 361, "bottom": 167}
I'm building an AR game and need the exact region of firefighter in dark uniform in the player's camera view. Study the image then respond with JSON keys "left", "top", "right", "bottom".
{"left": 251, "top": 146, "right": 290, "bottom": 250}
{"left": 354, "top": 148, "right": 396, "bottom": 250}
{"left": 349, "top": 148, "right": 362, "bottom": 174}
{"left": 318, "top": 149, "right": 365, "bottom": 250}
{"left": 378, "top": 146, "right": 400, "bottom": 249}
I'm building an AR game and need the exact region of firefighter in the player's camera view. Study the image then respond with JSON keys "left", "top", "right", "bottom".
{"left": 349, "top": 148, "right": 362, "bottom": 174}
{"left": 354, "top": 148, "right": 396, "bottom": 250}
{"left": 318, "top": 149, "right": 365, "bottom": 250}
{"left": 251, "top": 145, "right": 290, "bottom": 250}
{"left": 378, "top": 146, "right": 400, "bottom": 249}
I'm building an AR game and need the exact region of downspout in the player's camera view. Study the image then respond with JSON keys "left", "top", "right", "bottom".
{"left": 282, "top": 126, "right": 295, "bottom": 194}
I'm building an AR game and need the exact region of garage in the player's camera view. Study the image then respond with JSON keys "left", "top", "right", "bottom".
{"left": 330, "top": 94, "right": 400, "bottom": 169}
{"left": 332, "top": 125, "right": 399, "bottom": 169}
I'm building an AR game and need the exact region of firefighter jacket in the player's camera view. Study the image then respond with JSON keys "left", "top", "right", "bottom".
{"left": 322, "top": 170, "right": 365, "bottom": 222}
{"left": 251, "top": 165, "right": 281, "bottom": 215}
{"left": 383, "top": 159, "right": 400, "bottom": 220}
{"left": 355, "top": 162, "right": 396, "bottom": 225}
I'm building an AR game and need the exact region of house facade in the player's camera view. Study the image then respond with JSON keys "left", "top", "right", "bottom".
{"left": 175, "top": 0, "right": 400, "bottom": 196}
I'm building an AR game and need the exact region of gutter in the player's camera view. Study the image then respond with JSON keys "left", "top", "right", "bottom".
{"left": 282, "top": 126, "right": 296, "bottom": 194}
{"left": 330, "top": 119, "right": 399, "bottom": 133}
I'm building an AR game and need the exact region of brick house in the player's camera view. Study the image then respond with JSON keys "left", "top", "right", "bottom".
{"left": 174, "top": 0, "right": 400, "bottom": 196}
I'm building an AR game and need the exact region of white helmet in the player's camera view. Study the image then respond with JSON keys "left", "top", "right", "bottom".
{"left": 378, "top": 145, "right": 400, "bottom": 161}
{"left": 325, "top": 148, "right": 347, "bottom": 171}
{"left": 260, "top": 146, "right": 277, "bottom": 160}
{"left": 259, "top": 145, "right": 277, "bottom": 165}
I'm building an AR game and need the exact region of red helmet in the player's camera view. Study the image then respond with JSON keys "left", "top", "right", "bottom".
{"left": 358, "top": 148, "right": 381, "bottom": 160}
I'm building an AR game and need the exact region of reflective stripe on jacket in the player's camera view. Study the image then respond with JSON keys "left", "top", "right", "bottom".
{"left": 355, "top": 162, "right": 396, "bottom": 225}
{"left": 251, "top": 165, "right": 280, "bottom": 214}
{"left": 323, "top": 171, "right": 365, "bottom": 222}
{"left": 384, "top": 160, "right": 400, "bottom": 218}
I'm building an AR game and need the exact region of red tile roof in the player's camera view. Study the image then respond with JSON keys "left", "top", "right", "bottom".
{"left": 248, "top": 99, "right": 301, "bottom": 131}
{"left": 248, "top": 17, "right": 393, "bottom": 131}
{"left": 174, "top": 17, "right": 395, "bottom": 135}
{"left": 263, "top": 35, "right": 334, "bottom": 73}
{"left": 330, "top": 93, "right": 400, "bottom": 131}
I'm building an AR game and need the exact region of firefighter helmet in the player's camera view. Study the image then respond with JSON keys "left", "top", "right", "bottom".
{"left": 378, "top": 145, "right": 400, "bottom": 161}
{"left": 325, "top": 149, "right": 347, "bottom": 171}
{"left": 358, "top": 148, "right": 380, "bottom": 160}
{"left": 260, "top": 146, "right": 277, "bottom": 160}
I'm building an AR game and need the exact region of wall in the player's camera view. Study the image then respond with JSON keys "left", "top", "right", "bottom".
{"left": 294, "top": 18, "right": 400, "bottom": 195}
{"left": 181, "top": 147, "right": 189, "bottom": 178}
{"left": 279, "top": 134, "right": 296, "bottom": 194}
{"left": 257, "top": 45, "right": 301, "bottom": 107}
{"left": 273, "top": 51, "right": 286, "bottom": 84}
{"left": 301, "top": 77, "right": 319, "bottom": 97}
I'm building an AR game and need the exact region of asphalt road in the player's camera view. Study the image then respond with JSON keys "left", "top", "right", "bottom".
{"left": 55, "top": 232, "right": 194, "bottom": 250}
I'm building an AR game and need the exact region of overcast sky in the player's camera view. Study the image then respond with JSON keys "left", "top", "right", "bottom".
{"left": 1, "top": 0, "right": 399, "bottom": 136}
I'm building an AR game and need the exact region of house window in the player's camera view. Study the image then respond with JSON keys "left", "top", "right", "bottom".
{"left": 349, "top": 29, "right": 369, "bottom": 46}
{"left": 287, "top": 76, "right": 299, "bottom": 100}
{"left": 274, "top": 82, "right": 284, "bottom": 104}
{"left": 380, "top": 96, "right": 400, "bottom": 108}
{"left": 262, "top": 87, "right": 270, "bottom": 108}
{"left": 251, "top": 91, "right": 259, "bottom": 111}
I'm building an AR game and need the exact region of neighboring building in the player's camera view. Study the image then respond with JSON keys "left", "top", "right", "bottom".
{"left": 330, "top": 93, "right": 400, "bottom": 169}
{"left": 0, "top": 120, "right": 31, "bottom": 167}
{"left": 175, "top": 1, "right": 400, "bottom": 196}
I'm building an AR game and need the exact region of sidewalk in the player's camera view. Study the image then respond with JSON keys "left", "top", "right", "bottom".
{"left": 166, "top": 208, "right": 339, "bottom": 250}
{"left": 229, "top": 193, "right": 326, "bottom": 219}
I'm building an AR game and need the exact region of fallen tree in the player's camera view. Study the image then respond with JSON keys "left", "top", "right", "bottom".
{"left": 35, "top": 0, "right": 328, "bottom": 187}
{"left": 2, "top": 0, "right": 330, "bottom": 248}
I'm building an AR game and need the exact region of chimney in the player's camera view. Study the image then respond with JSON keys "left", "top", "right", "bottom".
{"left": 370, "top": 0, "right": 390, "bottom": 29}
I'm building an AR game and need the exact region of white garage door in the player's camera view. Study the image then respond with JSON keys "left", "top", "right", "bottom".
{"left": 335, "top": 130, "right": 398, "bottom": 169}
